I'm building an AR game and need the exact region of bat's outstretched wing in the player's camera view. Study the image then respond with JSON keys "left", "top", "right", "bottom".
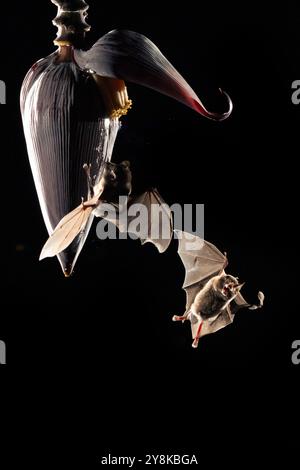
{"left": 190, "top": 308, "right": 233, "bottom": 339}
{"left": 191, "top": 288, "right": 264, "bottom": 339}
{"left": 41, "top": 188, "right": 172, "bottom": 260}
{"left": 175, "top": 230, "right": 227, "bottom": 313}
{"left": 128, "top": 189, "right": 173, "bottom": 253}
{"left": 96, "top": 189, "right": 173, "bottom": 253}
{"left": 39, "top": 193, "right": 100, "bottom": 260}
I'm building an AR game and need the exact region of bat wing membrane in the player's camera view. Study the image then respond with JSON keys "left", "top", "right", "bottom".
{"left": 95, "top": 188, "right": 173, "bottom": 253}
{"left": 39, "top": 191, "right": 102, "bottom": 260}
{"left": 175, "top": 230, "right": 226, "bottom": 310}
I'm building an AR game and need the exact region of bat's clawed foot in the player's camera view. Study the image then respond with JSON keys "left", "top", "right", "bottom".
{"left": 172, "top": 315, "right": 187, "bottom": 323}
{"left": 192, "top": 338, "right": 199, "bottom": 348}
{"left": 83, "top": 162, "right": 91, "bottom": 173}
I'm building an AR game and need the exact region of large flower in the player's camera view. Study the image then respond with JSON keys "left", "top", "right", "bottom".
{"left": 21, "top": 0, "right": 232, "bottom": 276}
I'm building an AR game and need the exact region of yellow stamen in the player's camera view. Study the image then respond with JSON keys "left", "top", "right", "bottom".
{"left": 93, "top": 75, "right": 132, "bottom": 119}
{"left": 53, "top": 40, "right": 72, "bottom": 46}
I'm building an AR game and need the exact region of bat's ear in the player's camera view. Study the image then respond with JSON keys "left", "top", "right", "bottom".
{"left": 120, "top": 160, "right": 130, "bottom": 168}
{"left": 237, "top": 282, "right": 245, "bottom": 291}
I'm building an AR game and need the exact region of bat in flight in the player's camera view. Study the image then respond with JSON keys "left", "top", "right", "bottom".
{"left": 39, "top": 161, "right": 173, "bottom": 264}
{"left": 172, "top": 231, "right": 264, "bottom": 348}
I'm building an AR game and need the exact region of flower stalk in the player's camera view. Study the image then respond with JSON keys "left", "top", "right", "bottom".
{"left": 51, "top": 0, "right": 90, "bottom": 47}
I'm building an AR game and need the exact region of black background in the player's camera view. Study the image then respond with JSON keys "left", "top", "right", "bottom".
{"left": 0, "top": 0, "right": 299, "bottom": 465}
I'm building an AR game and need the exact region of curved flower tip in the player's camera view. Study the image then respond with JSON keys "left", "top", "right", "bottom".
{"left": 74, "top": 29, "right": 233, "bottom": 121}
{"left": 191, "top": 89, "right": 233, "bottom": 121}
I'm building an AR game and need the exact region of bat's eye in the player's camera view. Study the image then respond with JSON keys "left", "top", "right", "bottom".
{"left": 107, "top": 170, "right": 117, "bottom": 180}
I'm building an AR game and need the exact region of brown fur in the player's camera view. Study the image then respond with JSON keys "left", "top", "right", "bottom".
{"left": 100, "top": 160, "right": 132, "bottom": 202}
{"left": 192, "top": 274, "right": 241, "bottom": 319}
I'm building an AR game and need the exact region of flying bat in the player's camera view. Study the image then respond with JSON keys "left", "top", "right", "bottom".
{"left": 172, "top": 231, "right": 264, "bottom": 348}
{"left": 39, "top": 161, "right": 173, "bottom": 265}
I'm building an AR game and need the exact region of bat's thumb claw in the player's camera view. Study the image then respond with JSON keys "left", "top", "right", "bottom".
{"left": 172, "top": 315, "right": 179, "bottom": 322}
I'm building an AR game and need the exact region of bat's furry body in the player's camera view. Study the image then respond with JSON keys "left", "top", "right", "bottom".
{"left": 192, "top": 274, "right": 241, "bottom": 320}
{"left": 99, "top": 161, "right": 132, "bottom": 202}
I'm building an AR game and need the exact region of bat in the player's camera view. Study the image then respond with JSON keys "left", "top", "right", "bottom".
{"left": 38, "top": 160, "right": 131, "bottom": 262}
{"left": 40, "top": 161, "right": 173, "bottom": 265}
{"left": 172, "top": 231, "right": 264, "bottom": 348}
